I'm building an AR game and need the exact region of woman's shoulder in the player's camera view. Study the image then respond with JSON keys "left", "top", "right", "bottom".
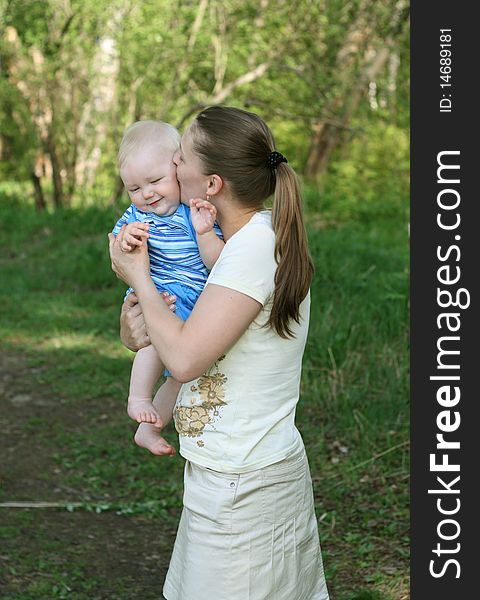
{"left": 207, "top": 211, "right": 277, "bottom": 304}
{"left": 218, "top": 211, "right": 275, "bottom": 269}
{"left": 248, "top": 209, "right": 273, "bottom": 231}
{"left": 228, "top": 210, "right": 275, "bottom": 247}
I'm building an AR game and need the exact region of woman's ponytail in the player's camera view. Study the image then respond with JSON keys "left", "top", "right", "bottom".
{"left": 192, "top": 106, "right": 314, "bottom": 339}
{"left": 269, "top": 163, "right": 314, "bottom": 339}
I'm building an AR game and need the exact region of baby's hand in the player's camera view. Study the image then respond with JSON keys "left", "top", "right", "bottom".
{"left": 189, "top": 198, "right": 217, "bottom": 236}
{"left": 120, "top": 222, "right": 150, "bottom": 252}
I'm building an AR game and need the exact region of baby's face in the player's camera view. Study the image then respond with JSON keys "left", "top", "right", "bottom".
{"left": 120, "top": 145, "right": 180, "bottom": 216}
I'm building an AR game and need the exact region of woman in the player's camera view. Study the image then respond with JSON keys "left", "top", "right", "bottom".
{"left": 109, "top": 106, "right": 330, "bottom": 600}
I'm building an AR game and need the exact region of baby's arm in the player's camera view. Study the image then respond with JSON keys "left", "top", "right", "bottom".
{"left": 189, "top": 198, "right": 225, "bottom": 270}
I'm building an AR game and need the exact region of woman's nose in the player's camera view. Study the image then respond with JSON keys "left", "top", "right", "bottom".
{"left": 172, "top": 150, "right": 180, "bottom": 166}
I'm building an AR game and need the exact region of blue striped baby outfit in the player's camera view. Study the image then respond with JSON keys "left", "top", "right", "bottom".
{"left": 112, "top": 202, "right": 223, "bottom": 316}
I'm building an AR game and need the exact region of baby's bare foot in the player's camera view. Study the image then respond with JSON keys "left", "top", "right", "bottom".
{"left": 128, "top": 397, "right": 162, "bottom": 427}
{"left": 134, "top": 422, "right": 176, "bottom": 456}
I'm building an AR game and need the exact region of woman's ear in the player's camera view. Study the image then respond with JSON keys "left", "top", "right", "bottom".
{"left": 206, "top": 174, "right": 223, "bottom": 197}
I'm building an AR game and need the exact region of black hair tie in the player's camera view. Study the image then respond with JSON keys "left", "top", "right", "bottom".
{"left": 267, "top": 151, "right": 288, "bottom": 170}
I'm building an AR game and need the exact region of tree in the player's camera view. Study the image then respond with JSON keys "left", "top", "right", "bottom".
{"left": 0, "top": 0, "right": 410, "bottom": 206}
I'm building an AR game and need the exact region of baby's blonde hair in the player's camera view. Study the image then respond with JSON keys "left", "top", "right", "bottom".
{"left": 117, "top": 120, "right": 181, "bottom": 169}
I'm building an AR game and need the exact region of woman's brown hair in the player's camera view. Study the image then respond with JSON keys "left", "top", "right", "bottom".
{"left": 191, "top": 106, "right": 314, "bottom": 339}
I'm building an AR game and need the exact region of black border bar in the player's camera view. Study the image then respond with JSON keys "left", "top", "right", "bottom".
{"left": 411, "top": 2, "right": 478, "bottom": 597}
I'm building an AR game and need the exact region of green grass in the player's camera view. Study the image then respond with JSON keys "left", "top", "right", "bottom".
{"left": 0, "top": 188, "right": 409, "bottom": 600}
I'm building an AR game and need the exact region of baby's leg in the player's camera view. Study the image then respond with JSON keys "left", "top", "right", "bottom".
{"left": 134, "top": 377, "right": 183, "bottom": 456}
{"left": 127, "top": 345, "right": 164, "bottom": 426}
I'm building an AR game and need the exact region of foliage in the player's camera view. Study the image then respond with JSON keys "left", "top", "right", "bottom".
{"left": 307, "top": 121, "right": 409, "bottom": 223}
{"left": 0, "top": 0, "right": 409, "bottom": 207}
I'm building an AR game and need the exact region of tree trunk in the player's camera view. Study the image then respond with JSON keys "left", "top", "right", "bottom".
{"left": 75, "top": 23, "right": 120, "bottom": 190}
{"left": 47, "top": 136, "right": 65, "bottom": 208}
{"left": 305, "top": 45, "right": 391, "bottom": 180}
{"left": 305, "top": 0, "right": 409, "bottom": 180}
{"left": 305, "top": 121, "right": 342, "bottom": 180}
{"left": 30, "top": 171, "right": 47, "bottom": 211}
{"left": 109, "top": 175, "right": 126, "bottom": 207}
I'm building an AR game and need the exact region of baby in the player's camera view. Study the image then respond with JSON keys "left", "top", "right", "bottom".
{"left": 112, "top": 120, "right": 224, "bottom": 433}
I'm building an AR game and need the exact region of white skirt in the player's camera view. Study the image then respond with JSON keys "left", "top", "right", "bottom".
{"left": 163, "top": 443, "right": 330, "bottom": 600}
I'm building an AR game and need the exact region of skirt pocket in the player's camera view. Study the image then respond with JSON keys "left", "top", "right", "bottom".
{"left": 258, "top": 448, "right": 307, "bottom": 525}
{"left": 182, "top": 460, "right": 239, "bottom": 530}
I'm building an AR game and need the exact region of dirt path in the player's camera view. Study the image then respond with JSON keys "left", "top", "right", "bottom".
{"left": 0, "top": 350, "right": 409, "bottom": 600}
{"left": 0, "top": 351, "right": 177, "bottom": 599}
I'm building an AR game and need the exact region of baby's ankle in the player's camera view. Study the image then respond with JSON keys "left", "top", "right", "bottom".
{"left": 128, "top": 395, "right": 153, "bottom": 404}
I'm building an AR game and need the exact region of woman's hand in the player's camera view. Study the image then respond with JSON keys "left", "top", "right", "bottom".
{"left": 108, "top": 224, "right": 150, "bottom": 288}
{"left": 120, "top": 292, "right": 176, "bottom": 352}
{"left": 120, "top": 293, "right": 149, "bottom": 351}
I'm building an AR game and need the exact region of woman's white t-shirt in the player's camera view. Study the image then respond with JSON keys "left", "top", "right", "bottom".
{"left": 173, "top": 210, "right": 310, "bottom": 473}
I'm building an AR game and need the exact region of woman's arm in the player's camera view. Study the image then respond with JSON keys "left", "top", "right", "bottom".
{"left": 132, "top": 278, "right": 261, "bottom": 382}
{"left": 110, "top": 227, "right": 262, "bottom": 382}
{"left": 120, "top": 291, "right": 177, "bottom": 351}
{"left": 120, "top": 293, "right": 150, "bottom": 351}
